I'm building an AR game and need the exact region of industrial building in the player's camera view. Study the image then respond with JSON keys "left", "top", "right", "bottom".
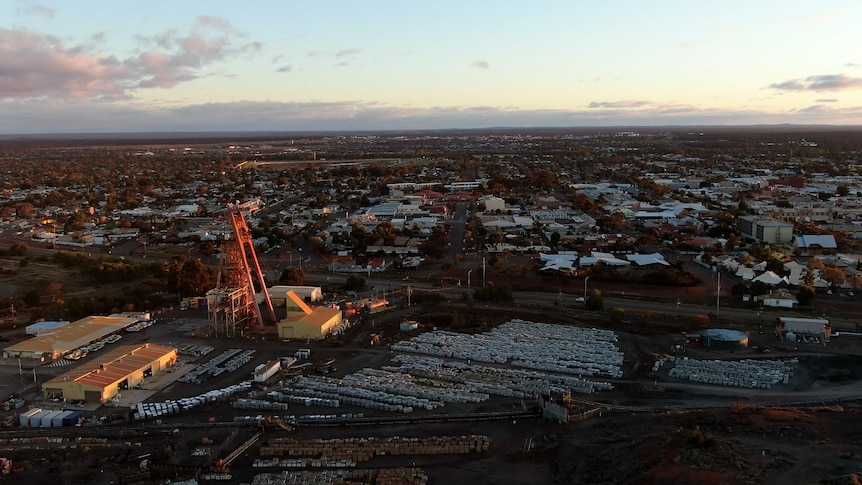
{"left": 266, "top": 285, "right": 323, "bottom": 305}
{"left": 776, "top": 316, "right": 831, "bottom": 343}
{"left": 277, "top": 291, "right": 343, "bottom": 340}
{"left": 42, "top": 343, "right": 177, "bottom": 404}
{"left": 3, "top": 315, "right": 141, "bottom": 361}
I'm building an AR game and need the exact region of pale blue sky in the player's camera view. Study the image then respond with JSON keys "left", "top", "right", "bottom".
{"left": 2, "top": 0, "right": 861, "bottom": 133}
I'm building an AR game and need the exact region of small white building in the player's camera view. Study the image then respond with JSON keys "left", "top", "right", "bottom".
{"left": 758, "top": 291, "right": 797, "bottom": 308}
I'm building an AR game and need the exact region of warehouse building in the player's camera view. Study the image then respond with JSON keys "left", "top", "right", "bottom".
{"left": 277, "top": 291, "right": 343, "bottom": 340}
{"left": 42, "top": 343, "right": 177, "bottom": 404}
{"left": 3, "top": 315, "right": 140, "bottom": 361}
{"left": 266, "top": 285, "right": 323, "bottom": 305}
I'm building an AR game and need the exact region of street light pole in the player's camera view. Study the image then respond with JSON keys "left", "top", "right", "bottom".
{"left": 467, "top": 269, "right": 473, "bottom": 294}
{"left": 584, "top": 276, "right": 590, "bottom": 301}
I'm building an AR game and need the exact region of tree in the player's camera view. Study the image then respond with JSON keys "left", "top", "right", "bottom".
{"left": 796, "top": 285, "right": 815, "bottom": 306}
{"left": 344, "top": 274, "right": 367, "bottom": 292}
{"left": 585, "top": 289, "right": 604, "bottom": 311}
{"left": 473, "top": 283, "right": 514, "bottom": 303}
{"left": 6, "top": 242, "right": 29, "bottom": 257}
{"left": 279, "top": 267, "right": 306, "bottom": 285}
{"left": 199, "top": 241, "right": 215, "bottom": 257}
{"left": 821, "top": 267, "right": 846, "bottom": 288}
{"left": 14, "top": 202, "right": 34, "bottom": 218}
{"left": 163, "top": 257, "right": 217, "bottom": 297}
{"left": 730, "top": 282, "right": 750, "bottom": 296}
{"left": 372, "top": 221, "right": 398, "bottom": 246}
{"left": 420, "top": 226, "right": 450, "bottom": 259}
{"left": 837, "top": 184, "right": 850, "bottom": 197}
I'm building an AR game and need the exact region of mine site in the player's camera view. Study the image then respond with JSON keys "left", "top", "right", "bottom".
{"left": 1, "top": 301, "right": 861, "bottom": 485}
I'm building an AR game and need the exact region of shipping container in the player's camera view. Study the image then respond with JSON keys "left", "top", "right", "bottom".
{"left": 62, "top": 410, "right": 83, "bottom": 426}
{"left": 29, "top": 410, "right": 50, "bottom": 427}
{"left": 41, "top": 410, "right": 62, "bottom": 427}
{"left": 253, "top": 360, "right": 282, "bottom": 383}
{"left": 52, "top": 410, "right": 72, "bottom": 427}
{"left": 19, "top": 408, "right": 42, "bottom": 427}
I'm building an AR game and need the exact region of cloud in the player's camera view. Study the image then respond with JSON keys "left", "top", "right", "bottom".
{"left": 0, "top": 16, "right": 260, "bottom": 100}
{"left": 769, "top": 74, "right": 862, "bottom": 92}
{"left": 276, "top": 65, "right": 293, "bottom": 73}
{"left": 8, "top": 96, "right": 860, "bottom": 135}
{"left": 815, "top": 98, "right": 838, "bottom": 103}
{"left": 794, "top": 103, "right": 862, "bottom": 117}
{"left": 471, "top": 60, "right": 489, "bottom": 69}
{"left": 589, "top": 100, "right": 652, "bottom": 109}
{"left": 336, "top": 48, "right": 361, "bottom": 59}
{"left": 0, "top": 29, "right": 132, "bottom": 99}
{"left": 305, "top": 48, "right": 361, "bottom": 66}
{"left": 128, "top": 16, "right": 261, "bottom": 88}
{"left": 15, "top": 1, "right": 54, "bottom": 19}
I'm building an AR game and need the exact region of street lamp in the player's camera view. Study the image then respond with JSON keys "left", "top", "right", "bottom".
{"left": 467, "top": 269, "right": 473, "bottom": 293}
{"left": 583, "top": 276, "right": 590, "bottom": 301}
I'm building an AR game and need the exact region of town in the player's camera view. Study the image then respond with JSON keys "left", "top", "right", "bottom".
{"left": 1, "top": 127, "right": 862, "bottom": 484}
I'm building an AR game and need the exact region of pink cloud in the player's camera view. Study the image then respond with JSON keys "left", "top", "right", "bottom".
{"left": 0, "top": 16, "right": 260, "bottom": 100}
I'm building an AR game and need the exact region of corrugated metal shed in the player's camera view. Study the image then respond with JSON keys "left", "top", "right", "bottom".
{"left": 3, "top": 315, "right": 139, "bottom": 359}
{"left": 44, "top": 343, "right": 177, "bottom": 389}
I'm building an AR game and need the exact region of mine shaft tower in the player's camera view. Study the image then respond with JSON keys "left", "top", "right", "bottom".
{"left": 207, "top": 201, "right": 276, "bottom": 337}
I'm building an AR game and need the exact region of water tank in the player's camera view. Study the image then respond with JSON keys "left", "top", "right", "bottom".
{"left": 701, "top": 328, "right": 749, "bottom": 350}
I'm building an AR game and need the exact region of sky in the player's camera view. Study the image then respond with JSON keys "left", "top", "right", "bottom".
{"left": 2, "top": 0, "right": 862, "bottom": 134}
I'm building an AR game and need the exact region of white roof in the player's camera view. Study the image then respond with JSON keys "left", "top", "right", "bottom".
{"left": 626, "top": 253, "right": 669, "bottom": 266}
{"left": 752, "top": 271, "right": 788, "bottom": 285}
{"left": 580, "top": 251, "right": 630, "bottom": 266}
{"left": 735, "top": 267, "right": 756, "bottom": 280}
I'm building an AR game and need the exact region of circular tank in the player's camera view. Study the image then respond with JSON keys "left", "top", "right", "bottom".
{"left": 701, "top": 328, "right": 749, "bottom": 351}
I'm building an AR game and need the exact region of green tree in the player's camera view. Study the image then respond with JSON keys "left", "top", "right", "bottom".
{"left": 796, "top": 285, "right": 815, "bottom": 306}
{"left": 837, "top": 184, "right": 850, "bottom": 197}
{"left": 585, "top": 289, "right": 604, "bottom": 310}
{"left": 344, "top": 274, "right": 367, "bottom": 292}
{"left": 473, "top": 283, "right": 514, "bottom": 303}
{"left": 164, "top": 258, "right": 217, "bottom": 297}
{"left": 279, "top": 267, "right": 306, "bottom": 285}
